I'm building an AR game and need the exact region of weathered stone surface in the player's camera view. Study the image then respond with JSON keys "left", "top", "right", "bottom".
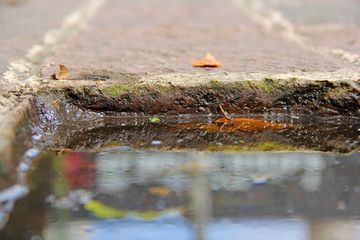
{"left": 262, "top": 0, "right": 360, "bottom": 56}
{"left": 50, "top": 78, "right": 360, "bottom": 115}
{"left": 0, "top": 0, "right": 87, "bottom": 76}
{"left": 41, "top": 0, "right": 350, "bottom": 81}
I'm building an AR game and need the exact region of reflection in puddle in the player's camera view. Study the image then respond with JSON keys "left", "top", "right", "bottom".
{"left": 33, "top": 100, "right": 360, "bottom": 153}
{"left": 1, "top": 149, "right": 360, "bottom": 239}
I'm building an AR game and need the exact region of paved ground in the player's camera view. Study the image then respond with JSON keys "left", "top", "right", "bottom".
{"left": 40, "top": 0, "right": 360, "bottom": 85}
{"left": 0, "top": 0, "right": 360, "bottom": 181}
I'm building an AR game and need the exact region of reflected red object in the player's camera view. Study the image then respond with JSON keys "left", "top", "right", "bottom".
{"left": 63, "top": 152, "right": 96, "bottom": 190}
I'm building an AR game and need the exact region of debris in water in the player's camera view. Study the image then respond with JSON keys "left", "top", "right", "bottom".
{"left": 216, "top": 105, "right": 295, "bottom": 131}
{"left": 176, "top": 105, "right": 296, "bottom": 132}
{"left": 149, "top": 117, "right": 161, "bottom": 123}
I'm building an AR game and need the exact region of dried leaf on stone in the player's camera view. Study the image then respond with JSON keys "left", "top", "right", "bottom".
{"left": 58, "top": 64, "right": 69, "bottom": 79}
{"left": 51, "top": 64, "right": 69, "bottom": 80}
{"left": 191, "top": 52, "right": 222, "bottom": 67}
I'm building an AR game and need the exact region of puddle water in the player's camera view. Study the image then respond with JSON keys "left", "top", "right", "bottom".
{"left": 1, "top": 98, "right": 360, "bottom": 239}
{"left": 1, "top": 148, "right": 360, "bottom": 239}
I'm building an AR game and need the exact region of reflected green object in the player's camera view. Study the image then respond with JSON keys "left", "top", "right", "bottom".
{"left": 52, "top": 155, "right": 69, "bottom": 198}
{"left": 135, "top": 211, "right": 161, "bottom": 220}
{"left": 84, "top": 200, "right": 127, "bottom": 219}
{"left": 84, "top": 200, "right": 188, "bottom": 220}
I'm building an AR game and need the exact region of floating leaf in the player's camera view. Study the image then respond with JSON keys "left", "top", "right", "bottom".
{"left": 191, "top": 52, "right": 222, "bottom": 67}
{"left": 215, "top": 105, "right": 295, "bottom": 131}
{"left": 175, "top": 105, "right": 296, "bottom": 132}
{"left": 215, "top": 117, "right": 293, "bottom": 131}
{"left": 51, "top": 64, "right": 69, "bottom": 80}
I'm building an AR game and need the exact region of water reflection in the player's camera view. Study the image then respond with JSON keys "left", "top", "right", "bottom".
{"left": 33, "top": 99, "right": 360, "bottom": 153}
{"left": 2, "top": 149, "right": 360, "bottom": 239}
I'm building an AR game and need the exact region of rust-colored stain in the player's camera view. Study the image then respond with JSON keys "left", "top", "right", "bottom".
{"left": 191, "top": 51, "right": 222, "bottom": 67}
{"left": 177, "top": 105, "right": 296, "bottom": 132}
{"left": 214, "top": 117, "right": 294, "bottom": 131}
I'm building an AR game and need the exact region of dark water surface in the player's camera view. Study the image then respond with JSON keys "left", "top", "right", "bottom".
{"left": 1, "top": 149, "right": 360, "bottom": 240}
{"left": 1, "top": 106, "right": 360, "bottom": 239}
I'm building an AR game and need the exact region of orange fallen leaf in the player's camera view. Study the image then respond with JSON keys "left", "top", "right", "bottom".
{"left": 53, "top": 100, "right": 58, "bottom": 104}
{"left": 215, "top": 117, "right": 293, "bottom": 131}
{"left": 148, "top": 186, "right": 171, "bottom": 197}
{"left": 175, "top": 105, "right": 296, "bottom": 132}
{"left": 51, "top": 64, "right": 69, "bottom": 80}
{"left": 57, "top": 64, "right": 69, "bottom": 79}
{"left": 191, "top": 52, "right": 222, "bottom": 67}
{"left": 216, "top": 105, "right": 295, "bottom": 131}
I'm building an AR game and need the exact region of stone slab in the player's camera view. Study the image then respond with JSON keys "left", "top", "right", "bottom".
{"left": 41, "top": 0, "right": 350, "bottom": 82}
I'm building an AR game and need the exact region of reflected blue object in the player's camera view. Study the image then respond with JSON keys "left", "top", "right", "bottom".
{"left": 18, "top": 162, "right": 29, "bottom": 172}
{"left": 91, "top": 217, "right": 194, "bottom": 240}
{"left": 31, "top": 135, "right": 42, "bottom": 141}
{"left": 79, "top": 217, "right": 309, "bottom": 240}
{"left": 0, "top": 184, "right": 28, "bottom": 203}
{"left": 151, "top": 140, "right": 162, "bottom": 145}
{"left": 205, "top": 219, "right": 309, "bottom": 240}
{"left": 25, "top": 148, "right": 40, "bottom": 159}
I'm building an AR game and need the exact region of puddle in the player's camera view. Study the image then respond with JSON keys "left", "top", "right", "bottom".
{"left": 0, "top": 96, "right": 360, "bottom": 239}
{"left": 1, "top": 149, "right": 360, "bottom": 239}
{"left": 31, "top": 95, "right": 360, "bottom": 153}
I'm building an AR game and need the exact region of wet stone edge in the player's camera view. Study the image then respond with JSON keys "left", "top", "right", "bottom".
{"left": 52, "top": 79, "right": 360, "bottom": 115}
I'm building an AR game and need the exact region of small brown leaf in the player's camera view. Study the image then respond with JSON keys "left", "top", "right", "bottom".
{"left": 191, "top": 52, "right": 222, "bottom": 67}
{"left": 57, "top": 64, "right": 69, "bottom": 79}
